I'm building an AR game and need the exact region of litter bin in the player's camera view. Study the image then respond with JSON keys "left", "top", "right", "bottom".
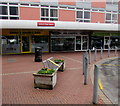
{"left": 34, "top": 47, "right": 42, "bottom": 62}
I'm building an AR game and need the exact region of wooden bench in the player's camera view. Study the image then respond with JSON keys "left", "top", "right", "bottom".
{"left": 42, "top": 57, "right": 64, "bottom": 71}
{"left": 33, "top": 57, "right": 65, "bottom": 90}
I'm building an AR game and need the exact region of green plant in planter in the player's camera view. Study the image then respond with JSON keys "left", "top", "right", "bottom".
{"left": 54, "top": 59, "right": 64, "bottom": 63}
{"left": 37, "top": 68, "right": 55, "bottom": 74}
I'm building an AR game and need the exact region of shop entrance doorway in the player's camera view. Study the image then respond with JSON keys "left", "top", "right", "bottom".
{"left": 75, "top": 36, "right": 88, "bottom": 51}
{"left": 104, "top": 36, "right": 111, "bottom": 49}
{"left": 21, "top": 36, "right": 31, "bottom": 53}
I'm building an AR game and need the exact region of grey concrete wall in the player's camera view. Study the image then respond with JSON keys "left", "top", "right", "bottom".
{"left": 40, "top": 0, "right": 58, "bottom": 6}
{"left": 0, "top": 0, "right": 20, "bottom": 2}
{"left": 106, "top": 4, "right": 118, "bottom": 11}
{"left": 76, "top": 1, "right": 91, "bottom": 9}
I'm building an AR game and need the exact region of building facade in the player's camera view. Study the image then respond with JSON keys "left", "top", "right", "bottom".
{"left": 0, "top": 0, "right": 120, "bottom": 54}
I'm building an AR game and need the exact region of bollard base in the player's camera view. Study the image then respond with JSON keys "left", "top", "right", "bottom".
{"left": 93, "top": 102, "right": 98, "bottom": 105}
{"left": 84, "top": 82, "right": 87, "bottom": 85}
{"left": 34, "top": 58, "right": 42, "bottom": 62}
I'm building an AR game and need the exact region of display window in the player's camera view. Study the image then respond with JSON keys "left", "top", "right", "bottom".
{"left": 91, "top": 36, "right": 104, "bottom": 49}
{"left": 2, "top": 36, "right": 20, "bottom": 53}
{"left": 51, "top": 38, "right": 75, "bottom": 51}
{"left": 31, "top": 36, "right": 49, "bottom": 52}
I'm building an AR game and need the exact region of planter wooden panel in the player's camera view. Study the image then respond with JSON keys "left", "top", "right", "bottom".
{"left": 33, "top": 72, "right": 57, "bottom": 90}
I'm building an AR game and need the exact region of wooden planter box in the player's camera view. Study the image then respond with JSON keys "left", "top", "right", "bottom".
{"left": 55, "top": 62, "right": 65, "bottom": 72}
{"left": 33, "top": 71, "right": 57, "bottom": 90}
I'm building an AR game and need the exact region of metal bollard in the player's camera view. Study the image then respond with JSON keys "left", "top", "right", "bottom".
{"left": 89, "top": 49, "right": 91, "bottom": 64}
{"left": 94, "top": 48, "right": 97, "bottom": 61}
{"left": 100, "top": 47, "right": 103, "bottom": 59}
{"left": 86, "top": 50, "right": 88, "bottom": 58}
{"left": 108, "top": 47, "right": 110, "bottom": 57}
{"left": 84, "top": 56, "right": 88, "bottom": 85}
{"left": 115, "top": 47, "right": 117, "bottom": 56}
{"left": 83, "top": 53, "right": 85, "bottom": 75}
{"left": 93, "top": 65, "right": 99, "bottom": 104}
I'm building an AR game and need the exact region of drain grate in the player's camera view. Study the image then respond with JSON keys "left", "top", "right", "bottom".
{"left": 7, "top": 58, "right": 16, "bottom": 62}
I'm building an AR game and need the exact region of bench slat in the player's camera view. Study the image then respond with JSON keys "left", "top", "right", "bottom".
{"left": 42, "top": 57, "right": 63, "bottom": 71}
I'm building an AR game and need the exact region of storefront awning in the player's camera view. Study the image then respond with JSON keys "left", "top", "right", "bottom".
{"left": 0, "top": 20, "right": 119, "bottom": 32}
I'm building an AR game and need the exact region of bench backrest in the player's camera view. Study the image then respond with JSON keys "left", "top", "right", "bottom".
{"left": 42, "top": 57, "right": 60, "bottom": 71}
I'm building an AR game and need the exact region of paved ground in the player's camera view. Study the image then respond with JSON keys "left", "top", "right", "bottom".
{"left": 98, "top": 58, "right": 120, "bottom": 104}
{"left": 2, "top": 51, "right": 119, "bottom": 104}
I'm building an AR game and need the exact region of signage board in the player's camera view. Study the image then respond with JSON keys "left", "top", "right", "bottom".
{"left": 37, "top": 22, "right": 55, "bottom": 26}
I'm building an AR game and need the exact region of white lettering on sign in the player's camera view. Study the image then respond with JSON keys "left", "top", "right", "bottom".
{"left": 37, "top": 22, "right": 55, "bottom": 26}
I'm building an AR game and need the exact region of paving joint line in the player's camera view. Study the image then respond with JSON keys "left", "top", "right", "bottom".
{"left": 1, "top": 67, "right": 81, "bottom": 76}
{"left": 1, "top": 71, "right": 36, "bottom": 76}
{"left": 67, "top": 67, "right": 81, "bottom": 70}
{"left": 57, "top": 54, "right": 82, "bottom": 63}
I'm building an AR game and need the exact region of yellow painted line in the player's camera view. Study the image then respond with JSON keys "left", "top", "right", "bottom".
{"left": 48, "top": 59, "right": 60, "bottom": 67}
{"left": 100, "top": 64, "right": 120, "bottom": 66}
{"left": 98, "top": 78, "right": 103, "bottom": 90}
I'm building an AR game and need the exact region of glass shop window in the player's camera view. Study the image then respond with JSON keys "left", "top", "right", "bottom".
{"left": 110, "top": 37, "right": 120, "bottom": 49}
{"left": 51, "top": 38, "right": 75, "bottom": 52}
{"left": 31, "top": 36, "right": 49, "bottom": 52}
{"left": 2, "top": 36, "right": 20, "bottom": 53}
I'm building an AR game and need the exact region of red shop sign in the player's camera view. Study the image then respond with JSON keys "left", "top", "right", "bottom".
{"left": 37, "top": 22, "right": 55, "bottom": 26}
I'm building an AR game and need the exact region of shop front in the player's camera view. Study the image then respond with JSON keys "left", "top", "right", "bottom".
{"left": 2, "top": 29, "right": 49, "bottom": 54}
{"left": 2, "top": 30, "right": 90, "bottom": 54}
{"left": 91, "top": 32, "right": 120, "bottom": 50}
{"left": 1, "top": 20, "right": 119, "bottom": 54}
{"left": 50, "top": 31, "right": 89, "bottom": 52}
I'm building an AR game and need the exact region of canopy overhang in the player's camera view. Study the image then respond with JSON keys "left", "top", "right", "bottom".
{"left": 0, "top": 20, "right": 119, "bottom": 32}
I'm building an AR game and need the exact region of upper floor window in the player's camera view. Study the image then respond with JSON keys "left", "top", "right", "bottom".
{"left": 105, "top": 13, "right": 118, "bottom": 24}
{"left": 76, "top": 10, "right": 90, "bottom": 22}
{"left": 106, "top": 0, "right": 118, "bottom": 5}
{"left": 106, "top": 13, "right": 111, "bottom": 20}
{"left": 0, "top": 6, "right": 8, "bottom": 15}
{"left": 50, "top": 9, "right": 57, "bottom": 17}
{"left": 41, "top": 7, "right": 58, "bottom": 21}
{"left": 0, "top": 2, "right": 7, "bottom": 5}
{"left": 10, "top": 7, "right": 18, "bottom": 15}
{"left": 84, "top": 11, "right": 90, "bottom": 19}
{"left": 0, "top": 16, "right": 8, "bottom": 19}
{"left": 0, "top": 4, "right": 19, "bottom": 20}
{"left": 41, "top": 8, "right": 49, "bottom": 17}
{"left": 77, "top": 11, "right": 82, "bottom": 18}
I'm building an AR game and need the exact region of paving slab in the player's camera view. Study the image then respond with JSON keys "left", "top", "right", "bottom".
{"left": 2, "top": 51, "right": 117, "bottom": 104}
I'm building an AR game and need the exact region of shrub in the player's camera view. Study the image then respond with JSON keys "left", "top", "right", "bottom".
{"left": 37, "top": 68, "right": 55, "bottom": 74}
{"left": 54, "top": 59, "right": 64, "bottom": 63}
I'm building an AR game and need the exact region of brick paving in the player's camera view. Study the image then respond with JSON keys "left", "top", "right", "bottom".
{"left": 2, "top": 51, "right": 118, "bottom": 104}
